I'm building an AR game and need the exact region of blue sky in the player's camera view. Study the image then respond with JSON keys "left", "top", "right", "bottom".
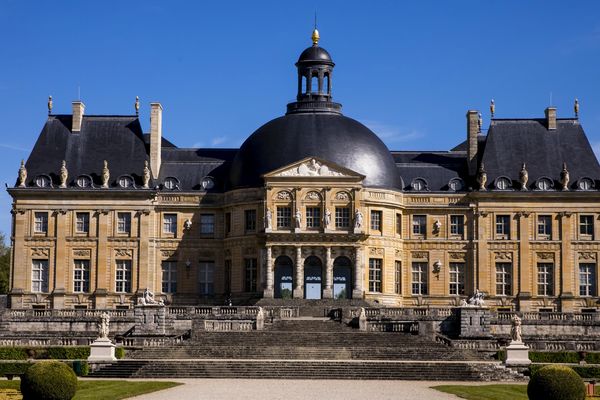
{"left": 1, "top": 1, "right": 599, "bottom": 238}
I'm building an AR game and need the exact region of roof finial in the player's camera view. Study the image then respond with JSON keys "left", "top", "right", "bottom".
{"left": 490, "top": 99, "right": 495, "bottom": 118}
{"left": 135, "top": 96, "right": 140, "bottom": 116}
{"left": 47, "top": 96, "right": 53, "bottom": 115}
{"left": 312, "top": 12, "right": 320, "bottom": 46}
{"left": 574, "top": 98, "right": 579, "bottom": 118}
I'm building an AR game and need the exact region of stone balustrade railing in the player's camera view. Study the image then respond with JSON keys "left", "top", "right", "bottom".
{"left": 168, "top": 306, "right": 299, "bottom": 319}
{"left": 7, "top": 308, "right": 132, "bottom": 319}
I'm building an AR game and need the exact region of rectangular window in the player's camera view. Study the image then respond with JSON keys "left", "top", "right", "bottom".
{"left": 34, "top": 212, "right": 48, "bottom": 233}
{"left": 537, "top": 215, "right": 552, "bottom": 238}
{"left": 368, "top": 258, "right": 382, "bottom": 292}
{"left": 396, "top": 214, "right": 402, "bottom": 236}
{"left": 579, "top": 263, "right": 596, "bottom": 297}
{"left": 117, "top": 212, "right": 131, "bottom": 234}
{"left": 335, "top": 207, "right": 350, "bottom": 228}
{"left": 277, "top": 207, "right": 292, "bottom": 229}
{"left": 370, "top": 211, "right": 382, "bottom": 231}
{"left": 449, "top": 262, "right": 465, "bottom": 295}
{"left": 200, "top": 214, "right": 215, "bottom": 234}
{"left": 75, "top": 212, "right": 89, "bottom": 233}
{"left": 450, "top": 215, "right": 464, "bottom": 237}
{"left": 394, "top": 261, "right": 401, "bottom": 294}
{"left": 73, "top": 260, "right": 90, "bottom": 293}
{"left": 161, "top": 261, "right": 177, "bottom": 294}
{"left": 31, "top": 260, "right": 49, "bottom": 293}
{"left": 580, "top": 215, "right": 594, "bottom": 238}
{"left": 244, "top": 210, "right": 256, "bottom": 232}
{"left": 306, "top": 207, "right": 321, "bottom": 229}
{"left": 163, "top": 214, "right": 177, "bottom": 234}
{"left": 537, "top": 263, "right": 554, "bottom": 296}
{"left": 225, "top": 212, "right": 231, "bottom": 235}
{"left": 198, "top": 261, "right": 215, "bottom": 296}
{"left": 495, "top": 263, "right": 512, "bottom": 296}
{"left": 245, "top": 258, "right": 258, "bottom": 292}
{"left": 115, "top": 260, "right": 132, "bottom": 293}
{"left": 411, "top": 262, "right": 428, "bottom": 295}
{"left": 412, "top": 215, "right": 426, "bottom": 236}
{"left": 495, "top": 215, "right": 510, "bottom": 239}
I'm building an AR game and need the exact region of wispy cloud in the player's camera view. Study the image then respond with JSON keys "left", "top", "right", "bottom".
{"left": 557, "top": 25, "right": 600, "bottom": 55}
{"left": 0, "top": 143, "right": 29, "bottom": 152}
{"left": 211, "top": 136, "right": 228, "bottom": 146}
{"left": 360, "top": 120, "right": 425, "bottom": 145}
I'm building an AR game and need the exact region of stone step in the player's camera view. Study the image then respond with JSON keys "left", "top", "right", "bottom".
{"left": 89, "top": 359, "right": 519, "bottom": 381}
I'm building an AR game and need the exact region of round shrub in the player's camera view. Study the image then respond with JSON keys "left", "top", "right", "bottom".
{"left": 527, "top": 365, "right": 585, "bottom": 400}
{"left": 20, "top": 361, "right": 77, "bottom": 400}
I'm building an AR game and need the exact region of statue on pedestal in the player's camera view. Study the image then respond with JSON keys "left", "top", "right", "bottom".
{"left": 511, "top": 314, "right": 523, "bottom": 343}
{"left": 354, "top": 209, "right": 363, "bottom": 229}
{"left": 265, "top": 208, "right": 272, "bottom": 230}
{"left": 98, "top": 312, "right": 110, "bottom": 339}
{"left": 467, "top": 289, "right": 485, "bottom": 307}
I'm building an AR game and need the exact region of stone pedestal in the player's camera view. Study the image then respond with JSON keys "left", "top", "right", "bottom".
{"left": 263, "top": 288, "right": 274, "bottom": 298}
{"left": 293, "top": 288, "right": 304, "bottom": 299}
{"left": 353, "top": 228, "right": 362, "bottom": 234}
{"left": 322, "top": 288, "right": 333, "bottom": 299}
{"left": 134, "top": 305, "right": 166, "bottom": 335}
{"left": 88, "top": 338, "right": 116, "bottom": 361}
{"left": 505, "top": 341, "right": 531, "bottom": 366}
{"left": 458, "top": 307, "right": 492, "bottom": 338}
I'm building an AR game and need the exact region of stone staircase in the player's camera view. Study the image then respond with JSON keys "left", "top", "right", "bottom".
{"left": 89, "top": 317, "right": 523, "bottom": 381}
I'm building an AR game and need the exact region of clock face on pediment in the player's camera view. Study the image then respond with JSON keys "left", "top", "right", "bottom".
{"left": 263, "top": 157, "right": 365, "bottom": 180}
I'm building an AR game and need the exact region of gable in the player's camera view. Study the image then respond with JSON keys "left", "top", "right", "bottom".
{"left": 264, "top": 157, "right": 365, "bottom": 179}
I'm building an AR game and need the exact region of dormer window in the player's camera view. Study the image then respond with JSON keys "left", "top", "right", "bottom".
{"left": 411, "top": 178, "right": 428, "bottom": 191}
{"left": 118, "top": 176, "right": 134, "bottom": 188}
{"left": 34, "top": 175, "right": 51, "bottom": 188}
{"left": 535, "top": 177, "right": 554, "bottom": 191}
{"left": 448, "top": 178, "right": 464, "bottom": 192}
{"left": 76, "top": 175, "right": 92, "bottom": 188}
{"left": 164, "top": 177, "right": 179, "bottom": 190}
{"left": 494, "top": 177, "right": 511, "bottom": 190}
{"left": 577, "top": 178, "right": 594, "bottom": 191}
{"left": 201, "top": 177, "right": 214, "bottom": 190}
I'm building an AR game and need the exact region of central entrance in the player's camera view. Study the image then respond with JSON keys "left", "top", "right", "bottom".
{"left": 304, "top": 256, "right": 323, "bottom": 299}
{"left": 274, "top": 256, "right": 293, "bottom": 299}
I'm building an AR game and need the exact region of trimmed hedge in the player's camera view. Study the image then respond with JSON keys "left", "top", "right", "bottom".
{"left": 497, "top": 350, "right": 600, "bottom": 364}
{"left": 20, "top": 361, "right": 77, "bottom": 400}
{"left": 115, "top": 347, "right": 125, "bottom": 359}
{"left": 0, "top": 347, "right": 90, "bottom": 360}
{"left": 0, "top": 362, "right": 32, "bottom": 376}
{"left": 530, "top": 364, "right": 600, "bottom": 379}
{"left": 527, "top": 365, "right": 585, "bottom": 400}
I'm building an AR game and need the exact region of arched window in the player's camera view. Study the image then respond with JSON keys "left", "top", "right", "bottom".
{"left": 323, "top": 74, "right": 330, "bottom": 95}
{"left": 311, "top": 75, "right": 319, "bottom": 94}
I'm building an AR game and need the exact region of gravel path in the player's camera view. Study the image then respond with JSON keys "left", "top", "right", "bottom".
{"left": 127, "top": 379, "right": 466, "bottom": 400}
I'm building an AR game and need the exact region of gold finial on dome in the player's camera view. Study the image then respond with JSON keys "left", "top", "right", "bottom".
{"left": 312, "top": 28, "right": 320, "bottom": 46}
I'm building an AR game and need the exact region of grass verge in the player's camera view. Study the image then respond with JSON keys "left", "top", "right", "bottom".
{"left": 0, "top": 380, "right": 181, "bottom": 400}
{"left": 433, "top": 384, "right": 600, "bottom": 400}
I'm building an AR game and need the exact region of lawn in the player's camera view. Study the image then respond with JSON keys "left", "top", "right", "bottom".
{"left": 433, "top": 384, "right": 599, "bottom": 400}
{"left": 0, "top": 380, "right": 181, "bottom": 400}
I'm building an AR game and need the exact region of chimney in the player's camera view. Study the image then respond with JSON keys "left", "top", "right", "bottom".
{"left": 150, "top": 102, "right": 163, "bottom": 179}
{"left": 72, "top": 101, "right": 85, "bottom": 132}
{"left": 466, "top": 110, "right": 479, "bottom": 176}
{"left": 545, "top": 107, "right": 557, "bottom": 130}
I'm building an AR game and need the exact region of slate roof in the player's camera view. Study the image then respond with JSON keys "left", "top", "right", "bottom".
{"left": 392, "top": 151, "right": 468, "bottom": 192}
{"left": 480, "top": 119, "right": 600, "bottom": 190}
{"left": 16, "top": 114, "right": 600, "bottom": 194}
{"left": 22, "top": 115, "right": 149, "bottom": 189}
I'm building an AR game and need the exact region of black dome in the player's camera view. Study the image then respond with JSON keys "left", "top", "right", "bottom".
{"left": 229, "top": 113, "right": 400, "bottom": 189}
{"left": 297, "top": 46, "right": 333, "bottom": 64}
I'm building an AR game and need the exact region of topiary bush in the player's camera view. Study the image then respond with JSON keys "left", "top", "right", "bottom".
{"left": 20, "top": 361, "right": 77, "bottom": 400}
{"left": 115, "top": 347, "right": 125, "bottom": 359}
{"left": 527, "top": 365, "right": 586, "bottom": 400}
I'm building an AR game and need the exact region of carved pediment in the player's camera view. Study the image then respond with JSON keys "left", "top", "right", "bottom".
{"left": 264, "top": 157, "right": 365, "bottom": 180}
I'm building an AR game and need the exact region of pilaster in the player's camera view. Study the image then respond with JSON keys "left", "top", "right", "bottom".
{"left": 293, "top": 246, "right": 304, "bottom": 298}
{"left": 323, "top": 246, "right": 333, "bottom": 298}
{"left": 352, "top": 246, "right": 364, "bottom": 299}
{"left": 264, "top": 246, "right": 274, "bottom": 298}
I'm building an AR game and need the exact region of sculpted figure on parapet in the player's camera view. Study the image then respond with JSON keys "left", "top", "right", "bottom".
{"left": 139, "top": 288, "right": 164, "bottom": 306}
{"left": 467, "top": 289, "right": 485, "bottom": 307}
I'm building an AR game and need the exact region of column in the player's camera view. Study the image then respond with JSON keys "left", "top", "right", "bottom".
{"left": 517, "top": 212, "right": 531, "bottom": 310}
{"left": 263, "top": 246, "right": 274, "bottom": 298}
{"left": 94, "top": 210, "right": 109, "bottom": 309}
{"left": 323, "top": 246, "right": 333, "bottom": 299}
{"left": 52, "top": 210, "right": 68, "bottom": 308}
{"left": 559, "top": 212, "right": 574, "bottom": 310}
{"left": 137, "top": 211, "right": 150, "bottom": 293}
{"left": 353, "top": 247, "right": 364, "bottom": 299}
{"left": 293, "top": 246, "right": 304, "bottom": 298}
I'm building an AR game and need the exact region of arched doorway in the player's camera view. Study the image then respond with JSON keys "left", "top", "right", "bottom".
{"left": 333, "top": 256, "right": 353, "bottom": 299}
{"left": 274, "top": 256, "right": 293, "bottom": 299}
{"left": 304, "top": 256, "right": 323, "bottom": 299}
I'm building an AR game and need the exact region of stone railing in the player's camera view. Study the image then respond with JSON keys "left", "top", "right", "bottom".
{"left": 203, "top": 320, "right": 255, "bottom": 332}
{"left": 367, "top": 321, "right": 419, "bottom": 333}
{"left": 167, "top": 306, "right": 299, "bottom": 319}
{"left": 349, "top": 307, "right": 456, "bottom": 320}
{"left": 495, "top": 311, "right": 600, "bottom": 323}
{"left": 7, "top": 308, "right": 132, "bottom": 319}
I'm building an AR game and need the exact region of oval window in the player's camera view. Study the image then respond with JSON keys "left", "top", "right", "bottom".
{"left": 495, "top": 177, "right": 511, "bottom": 190}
